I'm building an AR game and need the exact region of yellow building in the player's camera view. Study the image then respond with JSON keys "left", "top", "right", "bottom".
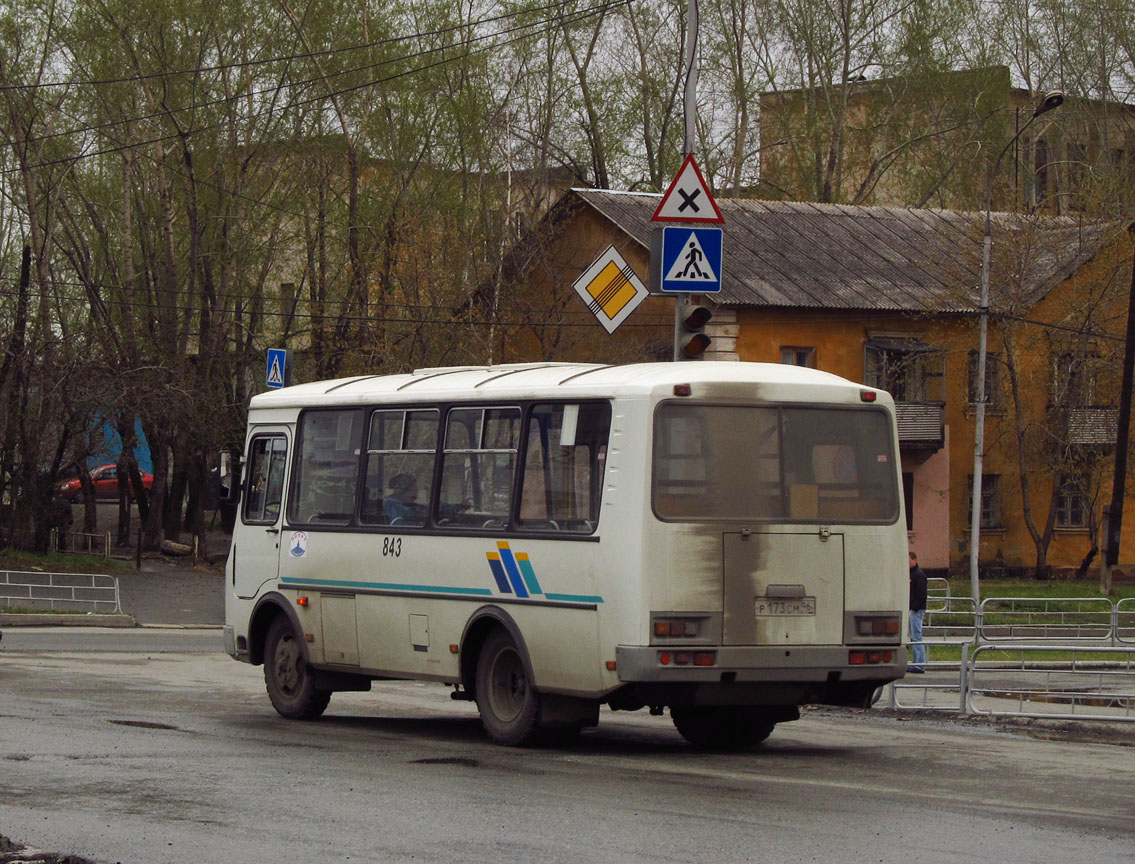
{"left": 757, "top": 66, "right": 1135, "bottom": 215}
{"left": 497, "top": 188, "right": 1134, "bottom": 578}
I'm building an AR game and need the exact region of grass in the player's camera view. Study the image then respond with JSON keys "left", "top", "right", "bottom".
{"left": 0, "top": 604, "right": 88, "bottom": 615}
{"left": 0, "top": 549, "right": 133, "bottom": 574}
{"left": 936, "top": 577, "right": 1135, "bottom": 601}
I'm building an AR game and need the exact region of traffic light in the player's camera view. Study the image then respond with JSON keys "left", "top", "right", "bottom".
{"left": 677, "top": 302, "right": 712, "bottom": 360}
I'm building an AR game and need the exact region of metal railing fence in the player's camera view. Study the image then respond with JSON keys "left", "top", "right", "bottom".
{"left": 52, "top": 528, "right": 113, "bottom": 558}
{"left": 966, "top": 644, "right": 1135, "bottom": 721}
{"left": 1117, "top": 598, "right": 1135, "bottom": 645}
{"left": 0, "top": 569, "right": 121, "bottom": 614}
{"left": 977, "top": 596, "right": 1115, "bottom": 642}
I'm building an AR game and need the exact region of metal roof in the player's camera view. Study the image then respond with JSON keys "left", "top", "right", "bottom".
{"left": 570, "top": 189, "right": 1115, "bottom": 312}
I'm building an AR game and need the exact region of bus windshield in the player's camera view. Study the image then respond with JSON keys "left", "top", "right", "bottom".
{"left": 652, "top": 403, "right": 898, "bottom": 523}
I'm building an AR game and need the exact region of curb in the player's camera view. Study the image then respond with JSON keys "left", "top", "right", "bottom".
{"left": 0, "top": 612, "right": 137, "bottom": 628}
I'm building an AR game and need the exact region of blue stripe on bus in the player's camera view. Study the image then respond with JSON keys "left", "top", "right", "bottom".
{"left": 514, "top": 553, "right": 542, "bottom": 595}
{"left": 495, "top": 544, "right": 530, "bottom": 598}
{"left": 544, "top": 593, "right": 604, "bottom": 603}
{"left": 485, "top": 554, "right": 512, "bottom": 593}
{"left": 280, "top": 577, "right": 493, "bottom": 596}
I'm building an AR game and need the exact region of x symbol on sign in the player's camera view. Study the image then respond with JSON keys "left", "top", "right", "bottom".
{"left": 677, "top": 188, "right": 701, "bottom": 212}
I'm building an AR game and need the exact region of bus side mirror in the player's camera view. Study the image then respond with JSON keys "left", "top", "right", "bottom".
{"left": 219, "top": 448, "right": 242, "bottom": 503}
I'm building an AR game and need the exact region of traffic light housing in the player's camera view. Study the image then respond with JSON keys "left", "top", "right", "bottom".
{"left": 677, "top": 302, "right": 712, "bottom": 360}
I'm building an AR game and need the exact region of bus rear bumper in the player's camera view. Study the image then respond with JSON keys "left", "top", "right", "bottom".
{"left": 612, "top": 643, "right": 904, "bottom": 708}
{"left": 616, "top": 643, "right": 904, "bottom": 683}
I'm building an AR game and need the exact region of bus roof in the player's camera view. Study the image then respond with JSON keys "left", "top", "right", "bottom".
{"left": 248, "top": 361, "right": 890, "bottom": 409}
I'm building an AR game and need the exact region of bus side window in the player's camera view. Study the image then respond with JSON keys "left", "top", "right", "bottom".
{"left": 287, "top": 410, "right": 364, "bottom": 526}
{"left": 360, "top": 409, "right": 438, "bottom": 527}
{"left": 243, "top": 435, "right": 287, "bottom": 524}
{"left": 440, "top": 407, "right": 519, "bottom": 526}
{"left": 518, "top": 402, "right": 610, "bottom": 534}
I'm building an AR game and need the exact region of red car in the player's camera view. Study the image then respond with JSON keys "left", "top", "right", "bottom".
{"left": 57, "top": 464, "right": 154, "bottom": 501}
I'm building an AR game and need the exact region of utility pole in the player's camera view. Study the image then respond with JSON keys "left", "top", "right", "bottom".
{"left": 1100, "top": 233, "right": 1135, "bottom": 593}
{"left": 673, "top": 0, "right": 699, "bottom": 361}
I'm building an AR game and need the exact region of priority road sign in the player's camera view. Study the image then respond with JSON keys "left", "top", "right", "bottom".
{"left": 652, "top": 226, "right": 723, "bottom": 293}
{"left": 572, "top": 245, "right": 650, "bottom": 334}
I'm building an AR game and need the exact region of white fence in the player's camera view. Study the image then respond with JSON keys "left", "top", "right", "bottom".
{"left": 0, "top": 569, "right": 121, "bottom": 614}
{"left": 886, "top": 593, "right": 1135, "bottom": 721}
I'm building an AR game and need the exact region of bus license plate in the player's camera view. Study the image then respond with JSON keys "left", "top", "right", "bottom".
{"left": 754, "top": 597, "right": 816, "bottom": 616}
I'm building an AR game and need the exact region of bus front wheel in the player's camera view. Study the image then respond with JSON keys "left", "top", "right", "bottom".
{"left": 475, "top": 629, "right": 540, "bottom": 746}
{"left": 671, "top": 707, "right": 775, "bottom": 750}
{"left": 264, "top": 616, "right": 331, "bottom": 720}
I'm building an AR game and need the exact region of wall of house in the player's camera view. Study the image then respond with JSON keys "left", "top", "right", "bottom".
{"left": 908, "top": 427, "right": 951, "bottom": 572}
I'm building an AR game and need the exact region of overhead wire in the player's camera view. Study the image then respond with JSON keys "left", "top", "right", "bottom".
{"left": 4, "top": 0, "right": 631, "bottom": 169}
{"left": 0, "top": 0, "right": 608, "bottom": 92}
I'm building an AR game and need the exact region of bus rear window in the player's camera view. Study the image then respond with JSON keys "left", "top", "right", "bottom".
{"left": 652, "top": 404, "right": 898, "bottom": 523}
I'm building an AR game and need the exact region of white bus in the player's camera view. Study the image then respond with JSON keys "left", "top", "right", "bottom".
{"left": 223, "top": 361, "right": 908, "bottom": 747}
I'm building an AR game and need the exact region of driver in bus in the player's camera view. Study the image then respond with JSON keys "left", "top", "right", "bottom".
{"left": 383, "top": 473, "right": 425, "bottom": 525}
{"left": 384, "top": 472, "right": 473, "bottom": 525}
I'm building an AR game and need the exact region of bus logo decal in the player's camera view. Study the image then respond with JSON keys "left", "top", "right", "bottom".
{"left": 289, "top": 531, "right": 308, "bottom": 558}
{"left": 485, "top": 542, "right": 603, "bottom": 604}
{"left": 487, "top": 542, "right": 542, "bottom": 599}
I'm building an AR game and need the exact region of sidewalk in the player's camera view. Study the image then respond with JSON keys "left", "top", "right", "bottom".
{"left": 3, "top": 500, "right": 230, "bottom": 628}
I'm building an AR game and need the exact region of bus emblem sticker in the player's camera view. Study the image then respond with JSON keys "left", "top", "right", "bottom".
{"left": 486, "top": 542, "right": 542, "bottom": 598}
{"left": 289, "top": 531, "right": 308, "bottom": 558}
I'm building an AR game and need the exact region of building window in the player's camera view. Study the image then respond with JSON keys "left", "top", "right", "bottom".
{"left": 780, "top": 346, "right": 815, "bottom": 367}
{"left": 1056, "top": 478, "right": 1087, "bottom": 528}
{"left": 864, "top": 339, "right": 944, "bottom": 403}
{"left": 967, "top": 351, "right": 1003, "bottom": 409}
{"left": 968, "top": 473, "right": 1003, "bottom": 530}
{"left": 1052, "top": 352, "right": 1097, "bottom": 408}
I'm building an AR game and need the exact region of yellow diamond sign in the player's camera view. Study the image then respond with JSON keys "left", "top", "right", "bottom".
{"left": 572, "top": 245, "right": 649, "bottom": 334}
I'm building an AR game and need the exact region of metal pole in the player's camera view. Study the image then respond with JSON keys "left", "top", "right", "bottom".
{"left": 673, "top": 0, "right": 699, "bottom": 360}
{"left": 1101, "top": 236, "right": 1135, "bottom": 592}
{"left": 682, "top": 0, "right": 698, "bottom": 159}
{"left": 969, "top": 220, "right": 991, "bottom": 604}
{"left": 968, "top": 92, "right": 1062, "bottom": 603}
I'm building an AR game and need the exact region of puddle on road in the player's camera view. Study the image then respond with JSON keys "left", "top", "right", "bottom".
{"left": 107, "top": 719, "right": 180, "bottom": 731}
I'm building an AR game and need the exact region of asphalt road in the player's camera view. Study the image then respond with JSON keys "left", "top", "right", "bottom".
{"left": 1, "top": 632, "right": 1134, "bottom": 864}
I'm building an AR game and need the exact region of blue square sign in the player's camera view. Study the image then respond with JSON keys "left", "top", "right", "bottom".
{"left": 657, "top": 227, "right": 723, "bottom": 293}
{"left": 266, "top": 348, "right": 290, "bottom": 389}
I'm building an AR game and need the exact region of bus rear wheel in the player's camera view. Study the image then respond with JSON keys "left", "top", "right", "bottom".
{"left": 476, "top": 629, "right": 540, "bottom": 746}
{"left": 671, "top": 707, "right": 776, "bottom": 750}
{"left": 264, "top": 616, "right": 331, "bottom": 720}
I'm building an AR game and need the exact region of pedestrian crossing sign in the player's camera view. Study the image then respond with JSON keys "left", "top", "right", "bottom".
{"left": 266, "top": 348, "right": 291, "bottom": 389}
{"left": 653, "top": 226, "right": 723, "bottom": 293}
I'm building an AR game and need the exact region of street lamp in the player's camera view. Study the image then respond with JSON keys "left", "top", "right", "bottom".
{"left": 969, "top": 90, "right": 1064, "bottom": 603}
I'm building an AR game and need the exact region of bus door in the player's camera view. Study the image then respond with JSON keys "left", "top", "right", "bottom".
{"left": 722, "top": 530, "right": 845, "bottom": 645}
{"left": 234, "top": 429, "right": 290, "bottom": 600}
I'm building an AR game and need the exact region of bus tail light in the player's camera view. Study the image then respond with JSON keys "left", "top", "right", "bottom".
{"left": 658, "top": 651, "right": 716, "bottom": 666}
{"left": 654, "top": 618, "right": 700, "bottom": 638}
{"left": 855, "top": 615, "right": 900, "bottom": 637}
{"left": 849, "top": 650, "right": 894, "bottom": 665}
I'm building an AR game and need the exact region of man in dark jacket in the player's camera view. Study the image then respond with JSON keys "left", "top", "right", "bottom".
{"left": 908, "top": 551, "right": 928, "bottom": 672}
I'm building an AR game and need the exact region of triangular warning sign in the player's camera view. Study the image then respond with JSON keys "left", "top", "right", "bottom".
{"left": 664, "top": 232, "right": 718, "bottom": 282}
{"left": 652, "top": 154, "right": 724, "bottom": 223}
{"left": 267, "top": 356, "right": 284, "bottom": 386}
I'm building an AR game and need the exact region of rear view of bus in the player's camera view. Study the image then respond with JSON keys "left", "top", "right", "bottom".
{"left": 609, "top": 366, "right": 907, "bottom": 747}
